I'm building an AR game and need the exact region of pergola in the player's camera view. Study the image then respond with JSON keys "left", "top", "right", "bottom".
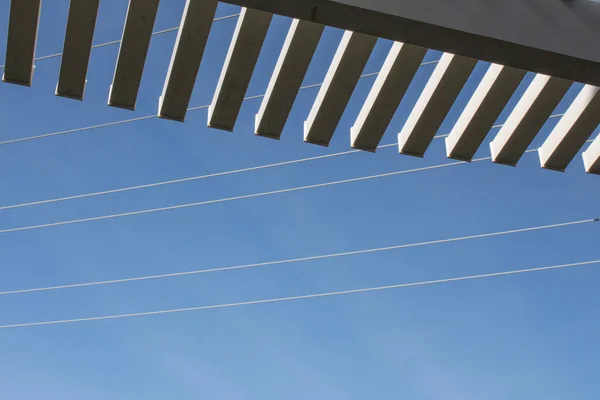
{"left": 4, "top": 0, "right": 600, "bottom": 173}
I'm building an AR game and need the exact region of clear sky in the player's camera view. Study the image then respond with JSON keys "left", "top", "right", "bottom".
{"left": 0, "top": 1, "right": 599, "bottom": 399}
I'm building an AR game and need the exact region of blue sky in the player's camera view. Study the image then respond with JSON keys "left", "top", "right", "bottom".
{"left": 0, "top": 1, "right": 599, "bottom": 399}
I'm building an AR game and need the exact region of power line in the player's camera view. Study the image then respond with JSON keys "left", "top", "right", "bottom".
{"left": 1, "top": 259, "right": 598, "bottom": 330}
{"left": 0, "top": 60, "right": 441, "bottom": 147}
{"left": 3, "top": 137, "right": 599, "bottom": 234}
{"left": 1, "top": 218, "right": 596, "bottom": 297}
{"left": 2, "top": 145, "right": 598, "bottom": 235}
{"left": 0, "top": 157, "right": 481, "bottom": 234}
{"left": 1, "top": 115, "right": 589, "bottom": 212}
{"left": 0, "top": 13, "right": 241, "bottom": 68}
{"left": 0, "top": 144, "right": 395, "bottom": 211}
{"left": 0, "top": 115, "right": 158, "bottom": 146}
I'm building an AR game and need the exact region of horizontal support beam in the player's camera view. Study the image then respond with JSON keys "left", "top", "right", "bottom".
{"left": 108, "top": 0, "right": 160, "bottom": 110}
{"left": 350, "top": 42, "right": 427, "bottom": 152}
{"left": 255, "top": 19, "right": 324, "bottom": 139}
{"left": 539, "top": 85, "right": 600, "bottom": 172}
{"left": 445, "top": 64, "right": 526, "bottom": 161}
{"left": 490, "top": 75, "right": 571, "bottom": 166}
{"left": 398, "top": 53, "right": 476, "bottom": 157}
{"left": 56, "top": 0, "right": 100, "bottom": 100}
{"left": 304, "top": 31, "right": 376, "bottom": 147}
{"left": 3, "top": 0, "right": 41, "bottom": 86}
{"left": 582, "top": 134, "right": 600, "bottom": 175}
{"left": 222, "top": 0, "right": 600, "bottom": 86}
{"left": 208, "top": 8, "right": 272, "bottom": 131}
{"left": 158, "top": 0, "right": 218, "bottom": 122}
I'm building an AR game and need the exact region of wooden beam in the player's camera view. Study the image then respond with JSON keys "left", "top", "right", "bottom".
{"left": 56, "top": 0, "right": 100, "bottom": 100}
{"left": 304, "top": 31, "right": 376, "bottom": 147}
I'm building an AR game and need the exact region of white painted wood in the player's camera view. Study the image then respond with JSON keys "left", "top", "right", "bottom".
{"left": 582, "top": 134, "right": 600, "bottom": 175}
{"left": 255, "top": 19, "right": 323, "bottom": 139}
{"left": 158, "top": 0, "right": 217, "bottom": 121}
{"left": 208, "top": 8, "right": 272, "bottom": 131}
{"left": 445, "top": 64, "right": 526, "bottom": 161}
{"left": 350, "top": 42, "right": 427, "bottom": 152}
{"left": 490, "top": 75, "right": 571, "bottom": 166}
{"left": 304, "top": 31, "right": 376, "bottom": 146}
{"left": 3, "top": 0, "right": 41, "bottom": 86}
{"left": 397, "top": 53, "right": 476, "bottom": 157}
{"left": 56, "top": 0, "right": 100, "bottom": 100}
{"left": 539, "top": 84, "right": 600, "bottom": 172}
{"left": 108, "top": 0, "right": 160, "bottom": 110}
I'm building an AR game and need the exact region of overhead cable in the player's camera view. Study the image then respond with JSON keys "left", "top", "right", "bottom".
{"left": 0, "top": 144, "right": 395, "bottom": 211}
{"left": 1, "top": 218, "right": 596, "bottom": 297}
{"left": 1, "top": 259, "right": 598, "bottom": 329}
{"left": 2, "top": 114, "right": 588, "bottom": 212}
{"left": 0, "top": 157, "right": 483, "bottom": 234}
{"left": 1, "top": 145, "right": 597, "bottom": 235}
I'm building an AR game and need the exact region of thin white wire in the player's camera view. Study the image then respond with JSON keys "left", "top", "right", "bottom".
{"left": 1, "top": 218, "right": 596, "bottom": 297}
{"left": 1, "top": 259, "right": 598, "bottom": 330}
{"left": 0, "top": 13, "right": 241, "bottom": 68}
{"left": 2, "top": 137, "right": 597, "bottom": 234}
{"left": 0, "top": 115, "right": 158, "bottom": 146}
{"left": 0, "top": 145, "right": 393, "bottom": 211}
{"left": 0, "top": 158, "right": 478, "bottom": 234}
{"left": 0, "top": 140, "right": 592, "bottom": 234}
{"left": 3, "top": 145, "right": 597, "bottom": 235}
{"left": 2, "top": 115, "right": 590, "bottom": 212}
{"left": 0, "top": 60, "right": 440, "bottom": 146}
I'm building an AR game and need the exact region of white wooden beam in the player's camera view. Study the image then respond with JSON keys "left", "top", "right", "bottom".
{"left": 490, "top": 75, "right": 571, "bottom": 166}
{"left": 108, "top": 0, "right": 160, "bottom": 110}
{"left": 582, "top": 134, "right": 600, "bottom": 175}
{"left": 539, "top": 85, "right": 600, "bottom": 172}
{"left": 350, "top": 42, "right": 427, "bottom": 152}
{"left": 208, "top": 8, "right": 272, "bottom": 131}
{"left": 3, "top": 0, "right": 41, "bottom": 86}
{"left": 445, "top": 64, "right": 526, "bottom": 161}
{"left": 56, "top": 0, "right": 100, "bottom": 100}
{"left": 158, "top": 0, "right": 217, "bottom": 122}
{"left": 397, "top": 53, "right": 476, "bottom": 157}
{"left": 255, "top": 19, "right": 323, "bottom": 139}
{"left": 304, "top": 31, "right": 376, "bottom": 146}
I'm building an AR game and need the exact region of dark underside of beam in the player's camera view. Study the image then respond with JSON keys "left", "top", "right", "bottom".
{"left": 222, "top": 0, "right": 600, "bottom": 86}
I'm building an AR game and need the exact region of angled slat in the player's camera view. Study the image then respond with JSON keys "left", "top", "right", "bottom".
{"left": 255, "top": 19, "right": 324, "bottom": 139}
{"left": 539, "top": 84, "right": 600, "bottom": 172}
{"left": 304, "top": 31, "right": 377, "bottom": 147}
{"left": 158, "top": 0, "right": 217, "bottom": 122}
{"left": 108, "top": 0, "right": 160, "bottom": 110}
{"left": 208, "top": 8, "right": 272, "bottom": 131}
{"left": 582, "top": 134, "right": 600, "bottom": 175}
{"left": 490, "top": 75, "right": 571, "bottom": 166}
{"left": 351, "top": 42, "right": 427, "bottom": 152}
{"left": 3, "top": 0, "right": 41, "bottom": 86}
{"left": 445, "top": 64, "right": 526, "bottom": 161}
{"left": 56, "top": 0, "right": 100, "bottom": 100}
{"left": 397, "top": 53, "right": 476, "bottom": 157}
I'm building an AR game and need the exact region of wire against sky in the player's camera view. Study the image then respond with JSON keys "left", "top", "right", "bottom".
{"left": 1, "top": 218, "right": 596, "bottom": 297}
{"left": 0, "top": 158, "right": 478, "bottom": 234}
{"left": 0, "top": 145, "right": 395, "bottom": 211}
{"left": 0, "top": 146, "right": 596, "bottom": 235}
{"left": 0, "top": 13, "right": 241, "bottom": 68}
{"left": 0, "top": 114, "right": 588, "bottom": 213}
{"left": 1, "top": 259, "right": 598, "bottom": 330}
